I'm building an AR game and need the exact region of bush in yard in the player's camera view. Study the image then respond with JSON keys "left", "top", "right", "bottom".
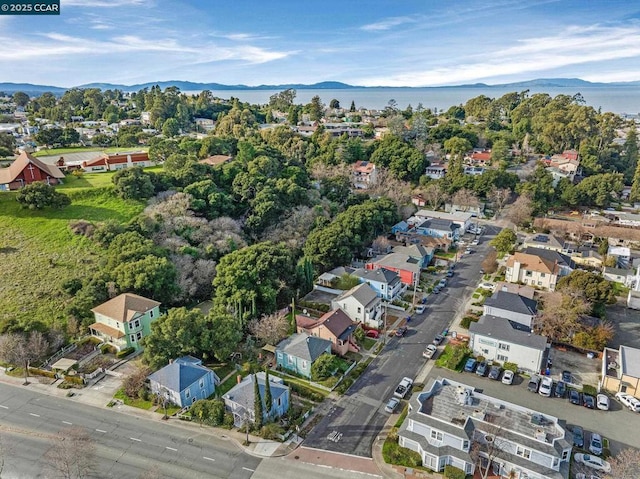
{"left": 460, "top": 316, "right": 479, "bottom": 329}
{"left": 190, "top": 399, "right": 227, "bottom": 426}
{"left": 583, "top": 384, "right": 598, "bottom": 396}
{"left": 444, "top": 465, "right": 466, "bottom": 479}
{"left": 311, "top": 354, "right": 337, "bottom": 381}
{"left": 503, "top": 362, "right": 518, "bottom": 373}
{"left": 260, "top": 422, "right": 285, "bottom": 440}
{"left": 382, "top": 437, "right": 422, "bottom": 467}
{"left": 116, "top": 347, "right": 135, "bottom": 358}
{"left": 435, "top": 345, "right": 470, "bottom": 371}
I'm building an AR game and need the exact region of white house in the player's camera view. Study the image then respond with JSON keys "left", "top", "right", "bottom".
{"left": 424, "top": 164, "right": 446, "bottom": 179}
{"left": 398, "top": 378, "right": 571, "bottom": 478}
{"left": 483, "top": 290, "right": 538, "bottom": 330}
{"left": 331, "top": 283, "right": 383, "bottom": 329}
{"left": 352, "top": 267, "right": 405, "bottom": 301}
{"left": 607, "top": 246, "right": 631, "bottom": 268}
{"left": 352, "top": 160, "right": 377, "bottom": 189}
{"left": 505, "top": 252, "right": 560, "bottom": 291}
{"left": 413, "top": 209, "right": 473, "bottom": 232}
{"left": 469, "top": 315, "right": 550, "bottom": 373}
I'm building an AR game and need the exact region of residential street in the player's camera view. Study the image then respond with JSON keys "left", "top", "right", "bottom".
{"left": 303, "top": 226, "right": 499, "bottom": 457}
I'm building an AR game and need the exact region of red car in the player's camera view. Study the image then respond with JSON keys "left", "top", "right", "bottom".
{"left": 365, "top": 330, "right": 379, "bottom": 339}
{"left": 395, "top": 326, "right": 408, "bottom": 337}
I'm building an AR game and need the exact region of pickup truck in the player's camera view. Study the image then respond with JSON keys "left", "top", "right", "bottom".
{"left": 394, "top": 377, "right": 413, "bottom": 398}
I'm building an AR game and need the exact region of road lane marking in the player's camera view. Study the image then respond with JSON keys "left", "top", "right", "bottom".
{"left": 29, "top": 413, "right": 40, "bottom": 417}
{"left": 62, "top": 421, "right": 73, "bottom": 425}
{"left": 165, "top": 446, "right": 177, "bottom": 451}
{"left": 203, "top": 456, "right": 216, "bottom": 462}
{"left": 0, "top": 405, "right": 8, "bottom": 409}
{"left": 130, "top": 437, "right": 141, "bottom": 442}
{"left": 95, "top": 429, "right": 107, "bottom": 433}
{"left": 242, "top": 467, "right": 255, "bottom": 472}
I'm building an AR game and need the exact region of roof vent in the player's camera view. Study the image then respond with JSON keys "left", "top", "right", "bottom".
{"left": 534, "top": 428, "right": 546, "bottom": 441}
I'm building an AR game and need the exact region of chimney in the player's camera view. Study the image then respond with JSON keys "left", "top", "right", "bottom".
{"left": 169, "top": 359, "right": 173, "bottom": 364}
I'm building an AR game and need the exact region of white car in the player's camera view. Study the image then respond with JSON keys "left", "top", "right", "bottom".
{"left": 616, "top": 392, "right": 640, "bottom": 411}
{"left": 479, "top": 282, "right": 495, "bottom": 291}
{"left": 384, "top": 397, "right": 400, "bottom": 413}
{"left": 628, "top": 396, "right": 640, "bottom": 412}
{"left": 415, "top": 305, "right": 426, "bottom": 314}
{"left": 596, "top": 394, "right": 609, "bottom": 411}
{"left": 471, "top": 239, "right": 479, "bottom": 246}
{"left": 538, "top": 377, "right": 553, "bottom": 397}
{"left": 501, "top": 370, "right": 514, "bottom": 385}
{"left": 574, "top": 454, "right": 611, "bottom": 473}
{"left": 589, "top": 433, "right": 603, "bottom": 455}
{"left": 423, "top": 344, "right": 437, "bottom": 360}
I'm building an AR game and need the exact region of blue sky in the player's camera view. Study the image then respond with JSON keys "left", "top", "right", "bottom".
{"left": 1, "top": 0, "right": 640, "bottom": 87}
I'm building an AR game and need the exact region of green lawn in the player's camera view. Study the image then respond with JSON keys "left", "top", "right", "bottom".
{"left": 57, "top": 172, "right": 119, "bottom": 190}
{"left": 0, "top": 188, "right": 145, "bottom": 328}
{"left": 363, "top": 337, "right": 376, "bottom": 351}
{"left": 32, "top": 146, "right": 149, "bottom": 157}
{"left": 114, "top": 389, "right": 155, "bottom": 410}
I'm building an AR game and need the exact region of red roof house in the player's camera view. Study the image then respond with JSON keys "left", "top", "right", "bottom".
{"left": 82, "top": 152, "right": 152, "bottom": 172}
{"left": 0, "top": 151, "right": 65, "bottom": 191}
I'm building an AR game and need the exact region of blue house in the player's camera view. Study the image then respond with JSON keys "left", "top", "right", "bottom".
{"left": 222, "top": 372, "right": 290, "bottom": 427}
{"left": 148, "top": 356, "right": 220, "bottom": 408}
{"left": 415, "top": 218, "right": 460, "bottom": 240}
{"left": 276, "top": 333, "right": 332, "bottom": 379}
{"left": 391, "top": 220, "right": 409, "bottom": 234}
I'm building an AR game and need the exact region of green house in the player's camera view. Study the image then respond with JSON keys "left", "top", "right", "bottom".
{"left": 275, "top": 332, "right": 332, "bottom": 379}
{"left": 89, "top": 293, "right": 161, "bottom": 352}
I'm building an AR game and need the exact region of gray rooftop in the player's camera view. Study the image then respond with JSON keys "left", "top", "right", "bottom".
{"left": 334, "top": 282, "right": 379, "bottom": 307}
{"left": 521, "top": 247, "right": 574, "bottom": 268}
{"left": 484, "top": 291, "right": 538, "bottom": 316}
{"left": 470, "top": 316, "right": 549, "bottom": 350}
{"left": 373, "top": 253, "right": 421, "bottom": 274}
{"left": 620, "top": 345, "right": 640, "bottom": 378}
{"left": 276, "top": 333, "right": 332, "bottom": 362}
{"left": 223, "top": 372, "right": 288, "bottom": 413}
{"left": 417, "top": 218, "right": 459, "bottom": 232}
{"left": 148, "top": 358, "right": 214, "bottom": 393}
{"left": 352, "top": 267, "right": 401, "bottom": 285}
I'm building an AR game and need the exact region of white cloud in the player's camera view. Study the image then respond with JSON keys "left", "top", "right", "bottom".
{"left": 360, "top": 16, "right": 419, "bottom": 32}
{"left": 357, "top": 24, "right": 640, "bottom": 86}
{"left": 61, "top": 0, "right": 151, "bottom": 7}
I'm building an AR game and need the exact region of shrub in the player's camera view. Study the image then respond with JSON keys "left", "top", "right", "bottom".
{"left": 100, "top": 344, "right": 117, "bottom": 354}
{"left": 583, "top": 384, "right": 598, "bottom": 396}
{"left": 444, "top": 465, "right": 466, "bottom": 479}
{"left": 460, "top": 316, "right": 479, "bottom": 329}
{"left": 260, "top": 422, "right": 285, "bottom": 440}
{"left": 28, "top": 367, "right": 57, "bottom": 378}
{"left": 116, "top": 347, "right": 135, "bottom": 358}
{"left": 435, "top": 345, "right": 470, "bottom": 371}
{"left": 503, "top": 362, "right": 518, "bottom": 372}
{"left": 63, "top": 375, "right": 85, "bottom": 385}
{"left": 311, "top": 354, "right": 337, "bottom": 381}
{"left": 287, "top": 382, "right": 325, "bottom": 402}
{"left": 382, "top": 437, "right": 422, "bottom": 467}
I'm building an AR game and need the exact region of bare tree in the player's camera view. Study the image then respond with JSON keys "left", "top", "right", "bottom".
{"left": 605, "top": 448, "right": 640, "bottom": 479}
{"left": 0, "top": 332, "right": 49, "bottom": 385}
{"left": 481, "top": 250, "right": 498, "bottom": 274}
{"left": 366, "top": 168, "right": 412, "bottom": 207}
{"left": 43, "top": 427, "right": 95, "bottom": 479}
{"left": 504, "top": 193, "right": 533, "bottom": 229}
{"left": 248, "top": 311, "right": 291, "bottom": 346}
{"left": 451, "top": 188, "right": 480, "bottom": 212}
{"left": 469, "top": 416, "right": 511, "bottom": 479}
{"left": 536, "top": 290, "right": 591, "bottom": 342}
{"left": 488, "top": 187, "right": 511, "bottom": 216}
{"left": 421, "top": 182, "right": 449, "bottom": 210}
{"left": 371, "top": 235, "right": 391, "bottom": 254}
{"left": 122, "top": 365, "right": 152, "bottom": 399}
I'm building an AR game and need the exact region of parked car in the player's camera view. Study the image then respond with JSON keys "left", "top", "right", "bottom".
{"left": 479, "top": 268, "right": 485, "bottom": 274}
{"left": 583, "top": 394, "right": 596, "bottom": 409}
{"left": 471, "top": 239, "right": 479, "bottom": 246}
{"left": 562, "top": 370, "right": 572, "bottom": 383}
{"left": 589, "top": 433, "right": 603, "bottom": 455}
{"left": 479, "top": 282, "right": 495, "bottom": 291}
{"left": 394, "top": 377, "right": 413, "bottom": 398}
{"left": 615, "top": 391, "right": 634, "bottom": 408}
{"left": 572, "top": 425, "right": 585, "bottom": 448}
{"left": 464, "top": 248, "right": 473, "bottom": 255}
{"left": 395, "top": 326, "right": 408, "bottom": 337}
{"left": 438, "top": 279, "right": 447, "bottom": 288}
{"left": 554, "top": 381, "right": 566, "bottom": 398}
{"left": 423, "top": 344, "right": 438, "bottom": 360}
{"left": 628, "top": 396, "right": 640, "bottom": 412}
{"left": 446, "top": 270, "right": 454, "bottom": 277}
{"left": 569, "top": 389, "right": 582, "bottom": 405}
{"left": 365, "top": 330, "right": 380, "bottom": 339}
{"left": 501, "top": 370, "right": 514, "bottom": 385}
{"left": 464, "top": 358, "right": 478, "bottom": 373}
{"left": 538, "top": 377, "right": 553, "bottom": 397}
{"left": 527, "top": 375, "right": 541, "bottom": 393}
{"left": 476, "top": 361, "right": 488, "bottom": 376}
{"left": 433, "top": 286, "right": 441, "bottom": 294}
{"left": 596, "top": 394, "right": 609, "bottom": 411}
{"left": 488, "top": 366, "right": 501, "bottom": 380}
{"left": 573, "top": 454, "right": 611, "bottom": 473}
{"left": 415, "top": 305, "right": 426, "bottom": 314}
{"left": 432, "top": 334, "right": 445, "bottom": 345}
{"left": 384, "top": 397, "right": 400, "bottom": 413}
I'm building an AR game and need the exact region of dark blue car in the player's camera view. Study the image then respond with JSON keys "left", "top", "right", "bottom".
{"left": 464, "top": 358, "right": 477, "bottom": 373}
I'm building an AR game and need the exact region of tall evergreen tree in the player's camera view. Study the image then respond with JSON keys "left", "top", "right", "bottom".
{"left": 253, "top": 374, "right": 263, "bottom": 430}
{"left": 630, "top": 158, "right": 640, "bottom": 203}
{"left": 263, "top": 369, "right": 273, "bottom": 420}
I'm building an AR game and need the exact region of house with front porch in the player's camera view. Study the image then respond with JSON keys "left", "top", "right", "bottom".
{"left": 275, "top": 333, "right": 332, "bottom": 379}
{"left": 296, "top": 309, "right": 359, "bottom": 356}
{"left": 89, "top": 293, "right": 160, "bottom": 351}
{"left": 398, "top": 377, "right": 571, "bottom": 478}
{"left": 331, "top": 283, "right": 383, "bottom": 329}
{"left": 148, "top": 356, "right": 220, "bottom": 408}
{"left": 505, "top": 252, "right": 560, "bottom": 291}
{"left": 414, "top": 218, "right": 460, "bottom": 241}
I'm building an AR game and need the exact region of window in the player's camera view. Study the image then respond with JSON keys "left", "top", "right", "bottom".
{"left": 133, "top": 319, "right": 140, "bottom": 329}
{"left": 538, "top": 281, "right": 543, "bottom": 286}
{"left": 199, "top": 379, "right": 204, "bottom": 389}
{"left": 130, "top": 334, "right": 136, "bottom": 343}
{"left": 540, "top": 273, "right": 546, "bottom": 278}
{"left": 357, "top": 307, "right": 362, "bottom": 314}
{"left": 149, "top": 310, "right": 154, "bottom": 318}
{"left": 430, "top": 429, "right": 443, "bottom": 441}
{"left": 136, "top": 332, "right": 142, "bottom": 341}
{"left": 516, "top": 446, "right": 531, "bottom": 459}
{"left": 186, "top": 389, "right": 191, "bottom": 399}
{"left": 302, "top": 360, "right": 307, "bottom": 369}
{"left": 497, "top": 354, "right": 508, "bottom": 362}
{"left": 553, "top": 457, "right": 559, "bottom": 467}
{"left": 462, "top": 440, "right": 469, "bottom": 451}
{"left": 483, "top": 349, "right": 489, "bottom": 354}
{"left": 498, "top": 343, "right": 510, "bottom": 351}
{"left": 525, "top": 270, "right": 532, "bottom": 277}
{"left": 562, "top": 450, "right": 569, "bottom": 461}
{"left": 277, "top": 397, "right": 281, "bottom": 406}
{"left": 192, "top": 397, "right": 196, "bottom": 404}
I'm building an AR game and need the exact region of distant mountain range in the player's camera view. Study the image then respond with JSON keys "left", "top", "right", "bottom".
{"left": 1, "top": 78, "right": 640, "bottom": 95}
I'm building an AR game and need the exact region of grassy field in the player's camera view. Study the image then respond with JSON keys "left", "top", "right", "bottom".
{"left": 32, "top": 147, "right": 149, "bottom": 157}
{"left": 0, "top": 188, "right": 145, "bottom": 329}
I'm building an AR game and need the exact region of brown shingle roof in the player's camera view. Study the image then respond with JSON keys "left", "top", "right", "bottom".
{"left": 89, "top": 322, "right": 124, "bottom": 339}
{"left": 0, "top": 151, "right": 65, "bottom": 184}
{"left": 318, "top": 309, "right": 356, "bottom": 339}
{"left": 91, "top": 293, "right": 160, "bottom": 323}
{"left": 199, "top": 155, "right": 232, "bottom": 166}
{"left": 506, "top": 252, "right": 557, "bottom": 274}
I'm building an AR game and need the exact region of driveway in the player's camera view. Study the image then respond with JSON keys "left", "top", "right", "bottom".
{"left": 302, "top": 226, "right": 500, "bottom": 457}
{"left": 607, "top": 300, "right": 640, "bottom": 349}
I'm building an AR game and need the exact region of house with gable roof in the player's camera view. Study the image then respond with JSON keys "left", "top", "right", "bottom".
{"left": 148, "top": 356, "right": 220, "bottom": 407}
{"left": 81, "top": 151, "right": 153, "bottom": 172}
{"left": 222, "top": 372, "right": 290, "bottom": 427}
{"left": 331, "top": 283, "right": 383, "bottom": 329}
{"left": 0, "top": 151, "right": 65, "bottom": 191}
{"left": 414, "top": 218, "right": 461, "bottom": 241}
{"left": 483, "top": 290, "right": 538, "bottom": 330}
{"left": 521, "top": 247, "right": 574, "bottom": 277}
{"left": 275, "top": 332, "right": 332, "bottom": 379}
{"left": 505, "top": 247, "right": 574, "bottom": 291}
{"left": 296, "top": 309, "right": 359, "bottom": 356}
{"left": 352, "top": 160, "right": 377, "bottom": 189}
{"left": 89, "top": 293, "right": 161, "bottom": 351}
{"left": 352, "top": 267, "right": 405, "bottom": 301}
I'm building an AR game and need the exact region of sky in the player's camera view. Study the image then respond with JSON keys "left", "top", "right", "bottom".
{"left": 2, "top": 0, "right": 640, "bottom": 87}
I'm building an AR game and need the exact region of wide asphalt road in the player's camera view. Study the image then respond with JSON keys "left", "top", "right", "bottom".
{"left": 0, "top": 383, "right": 261, "bottom": 479}
{"left": 303, "top": 225, "right": 499, "bottom": 457}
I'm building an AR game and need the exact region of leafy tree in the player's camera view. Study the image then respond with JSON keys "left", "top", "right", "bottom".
{"left": 306, "top": 95, "right": 324, "bottom": 121}
{"left": 622, "top": 126, "right": 639, "bottom": 182}
{"left": 630, "top": 155, "right": 640, "bottom": 203}
{"left": 0, "top": 132, "right": 16, "bottom": 157}
{"left": 329, "top": 99, "right": 340, "bottom": 109}
{"left": 16, "top": 182, "right": 71, "bottom": 210}
{"left": 111, "top": 255, "right": 177, "bottom": 303}
{"left": 12, "top": 91, "right": 29, "bottom": 107}
{"left": 574, "top": 172, "right": 623, "bottom": 207}
{"left": 61, "top": 126, "right": 80, "bottom": 146}
{"left": 253, "top": 374, "right": 263, "bottom": 430}
{"left": 556, "top": 270, "right": 615, "bottom": 312}
{"left": 311, "top": 354, "right": 337, "bottom": 381}
{"left": 190, "top": 399, "right": 228, "bottom": 426}
{"left": 112, "top": 167, "right": 154, "bottom": 200}
{"left": 490, "top": 139, "right": 510, "bottom": 165}
{"left": 369, "top": 135, "right": 427, "bottom": 181}
{"left": 206, "top": 307, "right": 243, "bottom": 361}
{"left": 349, "top": 101, "right": 356, "bottom": 112}
{"left": 268, "top": 89, "right": 296, "bottom": 111}
{"left": 263, "top": 369, "right": 273, "bottom": 419}
{"left": 34, "top": 127, "right": 64, "bottom": 148}
{"left": 489, "top": 228, "right": 517, "bottom": 253}
{"left": 162, "top": 118, "right": 180, "bottom": 138}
